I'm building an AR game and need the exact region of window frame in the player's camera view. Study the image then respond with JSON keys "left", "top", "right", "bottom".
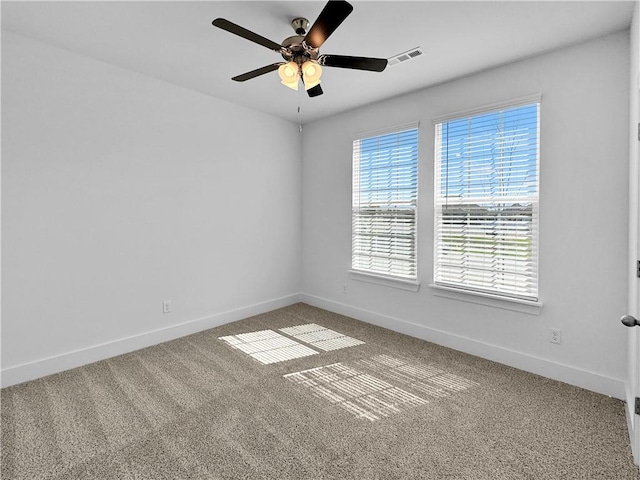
{"left": 431, "top": 95, "right": 542, "bottom": 306}
{"left": 350, "top": 122, "right": 420, "bottom": 288}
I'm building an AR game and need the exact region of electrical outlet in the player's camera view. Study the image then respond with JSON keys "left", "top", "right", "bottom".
{"left": 162, "top": 300, "right": 172, "bottom": 314}
{"left": 549, "top": 328, "right": 562, "bottom": 345}
{"left": 343, "top": 283, "right": 348, "bottom": 294}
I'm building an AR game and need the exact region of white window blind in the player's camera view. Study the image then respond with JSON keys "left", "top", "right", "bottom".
{"left": 352, "top": 126, "right": 419, "bottom": 279}
{"left": 434, "top": 102, "right": 539, "bottom": 301}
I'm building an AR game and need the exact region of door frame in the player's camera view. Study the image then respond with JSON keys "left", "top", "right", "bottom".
{"left": 628, "top": 2, "right": 640, "bottom": 465}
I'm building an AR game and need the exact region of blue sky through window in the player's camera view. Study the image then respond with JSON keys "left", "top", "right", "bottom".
{"left": 439, "top": 104, "right": 538, "bottom": 202}
{"left": 358, "top": 129, "right": 418, "bottom": 208}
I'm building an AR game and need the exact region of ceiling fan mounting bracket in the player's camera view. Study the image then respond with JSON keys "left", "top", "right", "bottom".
{"left": 291, "top": 17, "right": 309, "bottom": 36}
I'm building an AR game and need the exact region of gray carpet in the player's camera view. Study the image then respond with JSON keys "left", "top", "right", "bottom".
{"left": 2, "top": 303, "right": 639, "bottom": 479}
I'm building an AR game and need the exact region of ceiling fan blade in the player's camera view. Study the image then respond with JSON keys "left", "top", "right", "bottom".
{"left": 232, "top": 63, "right": 283, "bottom": 82}
{"left": 304, "top": 0, "right": 353, "bottom": 49}
{"left": 307, "top": 84, "right": 324, "bottom": 97}
{"left": 212, "top": 18, "right": 283, "bottom": 52}
{"left": 320, "top": 55, "right": 388, "bottom": 72}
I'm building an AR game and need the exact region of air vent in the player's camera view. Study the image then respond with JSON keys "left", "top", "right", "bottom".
{"left": 388, "top": 47, "right": 424, "bottom": 67}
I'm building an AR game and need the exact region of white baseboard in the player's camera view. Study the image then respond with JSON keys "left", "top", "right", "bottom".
{"left": 4, "top": 292, "right": 626, "bottom": 401}
{"left": 1, "top": 293, "right": 302, "bottom": 388}
{"left": 300, "top": 293, "right": 626, "bottom": 400}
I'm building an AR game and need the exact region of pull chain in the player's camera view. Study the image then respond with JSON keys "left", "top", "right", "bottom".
{"left": 297, "top": 85, "right": 303, "bottom": 133}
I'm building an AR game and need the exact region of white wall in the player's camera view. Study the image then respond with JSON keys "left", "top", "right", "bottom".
{"left": 301, "top": 31, "right": 630, "bottom": 398}
{"left": 1, "top": 31, "right": 302, "bottom": 386}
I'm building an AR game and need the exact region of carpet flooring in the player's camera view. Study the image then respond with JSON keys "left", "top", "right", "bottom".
{"left": 1, "top": 303, "right": 639, "bottom": 479}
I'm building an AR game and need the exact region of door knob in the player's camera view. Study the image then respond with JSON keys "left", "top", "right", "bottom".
{"left": 621, "top": 315, "right": 640, "bottom": 327}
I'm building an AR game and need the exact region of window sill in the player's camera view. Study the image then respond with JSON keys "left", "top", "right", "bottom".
{"left": 429, "top": 284, "right": 543, "bottom": 315}
{"left": 349, "top": 270, "right": 421, "bottom": 292}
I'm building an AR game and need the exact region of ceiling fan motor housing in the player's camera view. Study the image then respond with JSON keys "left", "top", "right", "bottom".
{"left": 281, "top": 34, "right": 319, "bottom": 65}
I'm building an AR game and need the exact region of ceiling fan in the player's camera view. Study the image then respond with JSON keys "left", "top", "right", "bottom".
{"left": 211, "top": 0, "right": 388, "bottom": 97}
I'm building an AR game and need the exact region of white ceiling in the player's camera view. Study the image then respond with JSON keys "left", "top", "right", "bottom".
{"left": 1, "top": 1, "right": 635, "bottom": 124}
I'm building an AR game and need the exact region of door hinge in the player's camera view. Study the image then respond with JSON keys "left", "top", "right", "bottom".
{"left": 636, "top": 397, "right": 640, "bottom": 415}
{"left": 638, "top": 123, "right": 640, "bottom": 141}
{"left": 636, "top": 260, "right": 640, "bottom": 278}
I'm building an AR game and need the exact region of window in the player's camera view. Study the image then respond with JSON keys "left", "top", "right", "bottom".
{"left": 352, "top": 125, "right": 419, "bottom": 280}
{"left": 434, "top": 100, "right": 539, "bottom": 301}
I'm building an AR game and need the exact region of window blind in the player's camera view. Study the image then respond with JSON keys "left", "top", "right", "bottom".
{"left": 352, "top": 127, "right": 419, "bottom": 279}
{"left": 434, "top": 103, "right": 539, "bottom": 301}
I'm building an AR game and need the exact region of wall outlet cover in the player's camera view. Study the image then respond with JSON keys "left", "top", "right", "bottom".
{"left": 162, "top": 300, "right": 172, "bottom": 314}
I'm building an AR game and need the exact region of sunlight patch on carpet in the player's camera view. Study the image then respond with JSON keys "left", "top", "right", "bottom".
{"left": 354, "top": 354, "right": 479, "bottom": 398}
{"left": 279, "top": 324, "right": 365, "bottom": 351}
{"left": 284, "top": 363, "right": 427, "bottom": 421}
{"left": 218, "top": 330, "right": 318, "bottom": 364}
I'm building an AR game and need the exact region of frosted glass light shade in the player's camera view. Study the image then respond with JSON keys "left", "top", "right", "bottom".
{"left": 278, "top": 62, "right": 299, "bottom": 90}
{"left": 302, "top": 60, "right": 322, "bottom": 90}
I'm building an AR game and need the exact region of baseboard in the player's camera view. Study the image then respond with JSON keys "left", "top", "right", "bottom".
{"left": 300, "top": 293, "right": 626, "bottom": 400}
{"left": 4, "top": 292, "right": 626, "bottom": 401}
{"left": 1, "top": 293, "right": 302, "bottom": 388}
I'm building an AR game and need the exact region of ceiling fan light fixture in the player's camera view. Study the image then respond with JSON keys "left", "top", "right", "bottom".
{"left": 213, "top": 0, "right": 388, "bottom": 98}
{"left": 302, "top": 60, "right": 322, "bottom": 90}
{"left": 278, "top": 61, "right": 300, "bottom": 90}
